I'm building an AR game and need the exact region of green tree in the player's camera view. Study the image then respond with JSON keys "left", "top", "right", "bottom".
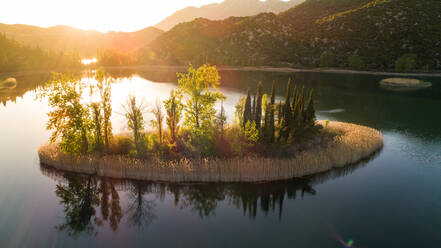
{"left": 244, "top": 121, "right": 259, "bottom": 144}
{"left": 163, "top": 89, "right": 183, "bottom": 143}
{"left": 177, "top": 64, "right": 225, "bottom": 131}
{"left": 40, "top": 73, "right": 91, "bottom": 154}
{"left": 150, "top": 100, "right": 165, "bottom": 144}
{"left": 234, "top": 97, "right": 246, "bottom": 127}
{"left": 280, "top": 79, "right": 292, "bottom": 141}
{"left": 264, "top": 82, "right": 276, "bottom": 143}
{"left": 288, "top": 100, "right": 304, "bottom": 144}
{"left": 243, "top": 89, "right": 252, "bottom": 128}
{"left": 320, "top": 50, "right": 336, "bottom": 68}
{"left": 395, "top": 54, "right": 418, "bottom": 72}
{"left": 95, "top": 69, "right": 113, "bottom": 151}
{"left": 90, "top": 102, "right": 104, "bottom": 151}
{"left": 123, "top": 95, "right": 146, "bottom": 156}
{"left": 304, "top": 89, "right": 316, "bottom": 129}
{"left": 254, "top": 82, "right": 263, "bottom": 130}
{"left": 348, "top": 54, "right": 365, "bottom": 70}
{"left": 215, "top": 101, "right": 227, "bottom": 136}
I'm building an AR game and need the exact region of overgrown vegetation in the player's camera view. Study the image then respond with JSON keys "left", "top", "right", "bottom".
{"left": 40, "top": 64, "right": 323, "bottom": 160}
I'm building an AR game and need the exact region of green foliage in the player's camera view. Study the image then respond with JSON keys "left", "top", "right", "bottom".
{"left": 123, "top": 96, "right": 146, "bottom": 156}
{"left": 263, "top": 82, "right": 276, "bottom": 143}
{"left": 304, "top": 89, "right": 316, "bottom": 129}
{"left": 243, "top": 89, "right": 253, "bottom": 128}
{"left": 110, "top": 135, "right": 134, "bottom": 155}
{"left": 150, "top": 100, "right": 165, "bottom": 144}
{"left": 254, "top": 82, "right": 263, "bottom": 130}
{"left": 244, "top": 121, "right": 259, "bottom": 144}
{"left": 42, "top": 66, "right": 320, "bottom": 160}
{"left": 215, "top": 102, "right": 227, "bottom": 136}
{"left": 90, "top": 69, "right": 113, "bottom": 152}
{"left": 395, "top": 54, "right": 418, "bottom": 72}
{"left": 320, "top": 50, "right": 336, "bottom": 68}
{"left": 348, "top": 54, "right": 365, "bottom": 70}
{"left": 280, "top": 79, "right": 293, "bottom": 141}
{"left": 177, "top": 64, "right": 225, "bottom": 132}
{"left": 39, "top": 73, "right": 91, "bottom": 154}
{"left": 163, "top": 89, "right": 184, "bottom": 143}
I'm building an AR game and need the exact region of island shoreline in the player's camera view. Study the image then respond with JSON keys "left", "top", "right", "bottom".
{"left": 38, "top": 121, "right": 384, "bottom": 183}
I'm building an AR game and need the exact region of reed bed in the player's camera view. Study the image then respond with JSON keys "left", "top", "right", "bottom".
{"left": 38, "top": 121, "right": 383, "bottom": 183}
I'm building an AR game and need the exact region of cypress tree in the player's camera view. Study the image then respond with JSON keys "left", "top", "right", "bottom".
{"left": 281, "top": 79, "right": 292, "bottom": 141}
{"left": 277, "top": 101, "right": 283, "bottom": 125}
{"left": 243, "top": 88, "right": 252, "bottom": 128}
{"left": 264, "top": 81, "right": 276, "bottom": 143}
{"left": 270, "top": 81, "right": 275, "bottom": 105}
{"left": 291, "top": 84, "right": 298, "bottom": 110}
{"left": 305, "top": 89, "right": 316, "bottom": 129}
{"left": 299, "top": 86, "right": 305, "bottom": 115}
{"left": 254, "top": 82, "right": 263, "bottom": 130}
{"left": 252, "top": 93, "right": 256, "bottom": 120}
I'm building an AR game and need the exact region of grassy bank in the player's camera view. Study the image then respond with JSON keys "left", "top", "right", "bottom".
{"left": 38, "top": 121, "right": 383, "bottom": 183}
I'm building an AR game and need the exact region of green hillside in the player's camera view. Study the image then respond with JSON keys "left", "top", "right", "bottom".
{"left": 0, "top": 24, "right": 163, "bottom": 57}
{"left": 141, "top": 0, "right": 441, "bottom": 71}
{"left": 0, "top": 34, "right": 81, "bottom": 73}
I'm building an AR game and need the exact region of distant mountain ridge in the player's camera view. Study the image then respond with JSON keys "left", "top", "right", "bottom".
{"left": 143, "top": 0, "right": 441, "bottom": 71}
{"left": 154, "top": 0, "right": 304, "bottom": 31}
{"left": 0, "top": 23, "right": 163, "bottom": 56}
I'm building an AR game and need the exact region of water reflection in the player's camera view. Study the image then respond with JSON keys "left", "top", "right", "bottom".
{"left": 0, "top": 72, "right": 51, "bottom": 106}
{"left": 40, "top": 154, "right": 374, "bottom": 237}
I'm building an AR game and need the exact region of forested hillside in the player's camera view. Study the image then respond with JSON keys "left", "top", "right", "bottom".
{"left": 0, "top": 34, "right": 81, "bottom": 73}
{"left": 0, "top": 24, "right": 163, "bottom": 56}
{"left": 142, "top": 0, "right": 441, "bottom": 71}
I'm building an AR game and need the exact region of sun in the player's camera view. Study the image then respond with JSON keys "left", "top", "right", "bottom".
{"left": 0, "top": 0, "right": 223, "bottom": 32}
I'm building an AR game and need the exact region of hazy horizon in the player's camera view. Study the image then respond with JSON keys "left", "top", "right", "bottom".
{"left": 0, "top": 0, "right": 225, "bottom": 32}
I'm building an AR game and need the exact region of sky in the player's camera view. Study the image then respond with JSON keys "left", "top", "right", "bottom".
{"left": 0, "top": 0, "right": 224, "bottom": 32}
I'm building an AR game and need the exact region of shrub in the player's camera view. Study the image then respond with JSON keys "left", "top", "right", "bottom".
{"left": 320, "top": 50, "right": 336, "bottom": 68}
{"left": 110, "top": 135, "right": 133, "bottom": 155}
{"left": 348, "top": 54, "right": 365, "bottom": 70}
{"left": 395, "top": 54, "right": 418, "bottom": 72}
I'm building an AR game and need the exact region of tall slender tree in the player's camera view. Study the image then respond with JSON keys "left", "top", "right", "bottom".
{"left": 95, "top": 70, "right": 113, "bottom": 152}
{"left": 150, "top": 100, "right": 164, "bottom": 144}
{"left": 264, "top": 81, "right": 276, "bottom": 143}
{"left": 164, "top": 89, "right": 183, "bottom": 143}
{"left": 280, "top": 79, "right": 292, "bottom": 141}
{"left": 254, "top": 82, "right": 263, "bottom": 130}
{"left": 304, "top": 89, "right": 316, "bottom": 129}
{"left": 123, "top": 96, "right": 145, "bottom": 155}
{"left": 243, "top": 88, "right": 252, "bottom": 128}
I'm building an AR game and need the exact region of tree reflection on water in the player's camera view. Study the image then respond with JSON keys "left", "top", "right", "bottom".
{"left": 41, "top": 154, "right": 373, "bottom": 237}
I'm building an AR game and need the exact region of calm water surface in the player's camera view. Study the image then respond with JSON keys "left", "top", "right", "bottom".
{"left": 0, "top": 69, "right": 440, "bottom": 247}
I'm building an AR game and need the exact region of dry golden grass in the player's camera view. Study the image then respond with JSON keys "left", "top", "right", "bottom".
{"left": 380, "top": 78, "right": 432, "bottom": 90}
{"left": 38, "top": 121, "right": 383, "bottom": 183}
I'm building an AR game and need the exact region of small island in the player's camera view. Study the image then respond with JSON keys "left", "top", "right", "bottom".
{"left": 38, "top": 65, "right": 383, "bottom": 182}
{"left": 380, "top": 78, "right": 432, "bottom": 91}
{"left": 0, "top": 77, "right": 17, "bottom": 90}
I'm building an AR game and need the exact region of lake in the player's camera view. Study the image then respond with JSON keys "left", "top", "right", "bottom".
{"left": 0, "top": 68, "right": 440, "bottom": 247}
